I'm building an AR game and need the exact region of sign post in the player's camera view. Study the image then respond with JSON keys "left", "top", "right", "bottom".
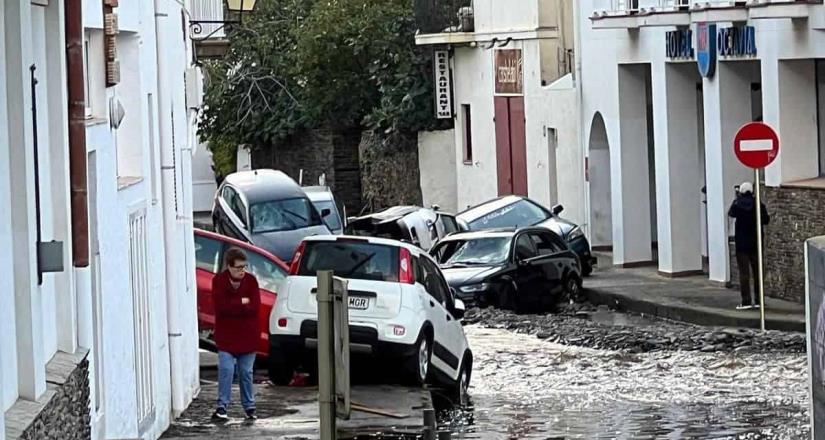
{"left": 733, "top": 122, "right": 780, "bottom": 331}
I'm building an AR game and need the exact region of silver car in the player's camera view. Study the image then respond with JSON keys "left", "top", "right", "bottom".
{"left": 302, "top": 185, "right": 345, "bottom": 235}
{"left": 212, "top": 169, "right": 331, "bottom": 263}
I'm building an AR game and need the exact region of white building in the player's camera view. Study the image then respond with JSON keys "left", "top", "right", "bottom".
{"left": 579, "top": 0, "right": 825, "bottom": 294}
{"left": 416, "top": 0, "right": 585, "bottom": 225}
{"left": 0, "top": 0, "right": 201, "bottom": 438}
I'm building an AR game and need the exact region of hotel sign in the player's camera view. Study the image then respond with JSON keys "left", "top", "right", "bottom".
{"left": 669, "top": 23, "right": 757, "bottom": 79}
{"left": 434, "top": 50, "right": 453, "bottom": 119}
{"left": 494, "top": 49, "right": 523, "bottom": 95}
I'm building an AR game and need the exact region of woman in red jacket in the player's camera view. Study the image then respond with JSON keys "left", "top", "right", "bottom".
{"left": 211, "top": 248, "right": 261, "bottom": 421}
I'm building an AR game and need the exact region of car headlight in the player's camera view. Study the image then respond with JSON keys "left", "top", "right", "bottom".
{"left": 460, "top": 283, "right": 490, "bottom": 293}
{"left": 567, "top": 226, "right": 584, "bottom": 241}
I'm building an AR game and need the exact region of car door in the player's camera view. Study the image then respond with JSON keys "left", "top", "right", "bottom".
{"left": 512, "top": 232, "right": 543, "bottom": 296}
{"left": 529, "top": 231, "right": 566, "bottom": 295}
{"left": 194, "top": 233, "right": 225, "bottom": 336}
{"left": 418, "top": 257, "right": 462, "bottom": 378}
{"left": 244, "top": 248, "right": 288, "bottom": 357}
{"left": 219, "top": 186, "right": 250, "bottom": 241}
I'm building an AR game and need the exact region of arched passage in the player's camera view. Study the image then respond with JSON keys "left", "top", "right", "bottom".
{"left": 588, "top": 112, "right": 612, "bottom": 249}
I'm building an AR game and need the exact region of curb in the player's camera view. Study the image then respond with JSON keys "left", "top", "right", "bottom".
{"left": 584, "top": 288, "right": 806, "bottom": 333}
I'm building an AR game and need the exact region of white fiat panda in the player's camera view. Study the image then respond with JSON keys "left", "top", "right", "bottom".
{"left": 268, "top": 235, "right": 473, "bottom": 395}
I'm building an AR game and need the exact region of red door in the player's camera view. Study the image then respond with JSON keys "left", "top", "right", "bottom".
{"left": 494, "top": 96, "right": 528, "bottom": 196}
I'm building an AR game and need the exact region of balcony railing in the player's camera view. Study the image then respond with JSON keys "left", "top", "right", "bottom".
{"left": 190, "top": 0, "right": 226, "bottom": 39}
{"left": 415, "top": 0, "right": 475, "bottom": 34}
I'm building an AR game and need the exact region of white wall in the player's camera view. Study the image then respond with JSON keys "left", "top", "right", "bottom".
{"left": 579, "top": 0, "right": 825, "bottom": 277}
{"left": 418, "top": 129, "right": 458, "bottom": 213}
{"left": 450, "top": 39, "right": 584, "bottom": 222}
{"left": 474, "top": 0, "right": 540, "bottom": 33}
{"left": 191, "top": 143, "right": 217, "bottom": 212}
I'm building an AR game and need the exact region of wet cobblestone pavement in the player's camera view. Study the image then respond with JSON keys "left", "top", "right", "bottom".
{"left": 437, "top": 312, "right": 809, "bottom": 439}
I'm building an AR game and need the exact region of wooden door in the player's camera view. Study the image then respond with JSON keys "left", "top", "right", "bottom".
{"left": 494, "top": 96, "right": 528, "bottom": 196}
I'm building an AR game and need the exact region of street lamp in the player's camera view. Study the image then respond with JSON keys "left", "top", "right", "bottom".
{"left": 189, "top": 0, "right": 258, "bottom": 41}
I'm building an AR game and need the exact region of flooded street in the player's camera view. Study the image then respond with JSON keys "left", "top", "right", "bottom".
{"left": 438, "top": 325, "right": 809, "bottom": 439}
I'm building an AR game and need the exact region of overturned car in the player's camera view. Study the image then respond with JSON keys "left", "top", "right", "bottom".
{"left": 345, "top": 206, "right": 460, "bottom": 251}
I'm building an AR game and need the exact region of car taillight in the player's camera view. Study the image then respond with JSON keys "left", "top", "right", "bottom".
{"left": 289, "top": 242, "right": 306, "bottom": 275}
{"left": 399, "top": 248, "right": 414, "bottom": 284}
{"left": 277, "top": 318, "right": 288, "bottom": 328}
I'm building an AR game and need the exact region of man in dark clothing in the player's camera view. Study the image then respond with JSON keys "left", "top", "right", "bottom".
{"left": 212, "top": 248, "right": 261, "bottom": 421}
{"left": 728, "top": 182, "right": 770, "bottom": 310}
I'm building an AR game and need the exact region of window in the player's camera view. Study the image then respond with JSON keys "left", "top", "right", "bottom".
{"left": 222, "top": 186, "right": 248, "bottom": 226}
{"left": 250, "top": 197, "right": 322, "bottom": 233}
{"left": 514, "top": 234, "right": 538, "bottom": 261}
{"left": 468, "top": 199, "right": 549, "bottom": 231}
{"left": 194, "top": 235, "right": 223, "bottom": 272}
{"left": 462, "top": 104, "right": 473, "bottom": 164}
{"left": 418, "top": 258, "right": 448, "bottom": 304}
{"left": 84, "top": 33, "right": 92, "bottom": 118}
{"left": 530, "top": 232, "right": 565, "bottom": 256}
{"left": 299, "top": 241, "right": 399, "bottom": 282}
{"left": 433, "top": 237, "right": 511, "bottom": 266}
{"left": 246, "top": 251, "right": 287, "bottom": 293}
{"left": 313, "top": 200, "right": 342, "bottom": 231}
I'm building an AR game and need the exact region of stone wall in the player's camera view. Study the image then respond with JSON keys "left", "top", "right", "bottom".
{"left": 359, "top": 132, "right": 423, "bottom": 214}
{"left": 730, "top": 185, "right": 825, "bottom": 304}
{"left": 6, "top": 350, "right": 91, "bottom": 440}
{"left": 251, "top": 128, "right": 363, "bottom": 214}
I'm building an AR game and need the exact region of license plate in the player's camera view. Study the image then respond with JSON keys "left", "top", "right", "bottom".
{"left": 349, "top": 297, "right": 369, "bottom": 310}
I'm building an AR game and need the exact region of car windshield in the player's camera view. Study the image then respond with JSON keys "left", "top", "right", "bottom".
{"left": 249, "top": 197, "right": 322, "bottom": 233}
{"left": 434, "top": 237, "right": 511, "bottom": 266}
{"left": 467, "top": 199, "right": 549, "bottom": 231}
{"left": 298, "top": 241, "right": 399, "bottom": 282}
{"left": 313, "top": 200, "right": 342, "bottom": 231}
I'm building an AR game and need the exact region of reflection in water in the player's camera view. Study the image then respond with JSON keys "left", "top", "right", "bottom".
{"left": 435, "top": 326, "right": 809, "bottom": 439}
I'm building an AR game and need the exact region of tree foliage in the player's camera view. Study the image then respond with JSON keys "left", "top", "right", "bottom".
{"left": 200, "top": 0, "right": 449, "bottom": 175}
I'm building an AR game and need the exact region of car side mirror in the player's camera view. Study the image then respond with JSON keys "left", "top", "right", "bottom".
{"left": 453, "top": 298, "right": 466, "bottom": 320}
{"left": 552, "top": 204, "right": 564, "bottom": 216}
{"left": 321, "top": 208, "right": 332, "bottom": 218}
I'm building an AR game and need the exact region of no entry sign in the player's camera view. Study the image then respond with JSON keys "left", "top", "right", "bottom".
{"left": 734, "top": 122, "right": 779, "bottom": 169}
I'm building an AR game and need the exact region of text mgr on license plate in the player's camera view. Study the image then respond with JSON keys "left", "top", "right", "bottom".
{"left": 349, "top": 297, "right": 369, "bottom": 310}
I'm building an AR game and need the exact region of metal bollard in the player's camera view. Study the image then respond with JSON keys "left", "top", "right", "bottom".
{"left": 423, "top": 407, "right": 436, "bottom": 429}
{"left": 438, "top": 430, "right": 452, "bottom": 440}
{"left": 422, "top": 427, "right": 435, "bottom": 440}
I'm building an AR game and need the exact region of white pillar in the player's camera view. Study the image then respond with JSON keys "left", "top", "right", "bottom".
{"left": 702, "top": 61, "right": 755, "bottom": 283}
{"left": 651, "top": 62, "right": 703, "bottom": 275}
{"left": 614, "top": 64, "right": 653, "bottom": 265}
{"left": 4, "top": 0, "right": 47, "bottom": 400}
{"left": 0, "top": 0, "right": 18, "bottom": 415}
{"left": 762, "top": 59, "right": 819, "bottom": 187}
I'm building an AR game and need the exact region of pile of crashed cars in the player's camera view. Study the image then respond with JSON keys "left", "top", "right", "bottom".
{"left": 194, "top": 168, "right": 595, "bottom": 393}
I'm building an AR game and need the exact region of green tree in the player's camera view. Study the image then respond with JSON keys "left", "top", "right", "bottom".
{"left": 199, "top": 0, "right": 448, "bottom": 177}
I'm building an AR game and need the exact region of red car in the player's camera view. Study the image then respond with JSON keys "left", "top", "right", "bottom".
{"left": 194, "top": 228, "right": 288, "bottom": 358}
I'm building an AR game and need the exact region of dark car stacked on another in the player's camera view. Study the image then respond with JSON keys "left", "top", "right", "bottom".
{"left": 431, "top": 227, "right": 582, "bottom": 312}
{"left": 456, "top": 196, "right": 596, "bottom": 276}
{"left": 212, "top": 169, "right": 332, "bottom": 263}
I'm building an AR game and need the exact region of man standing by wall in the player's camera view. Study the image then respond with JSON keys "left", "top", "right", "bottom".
{"left": 212, "top": 248, "right": 261, "bottom": 421}
{"left": 729, "top": 182, "right": 770, "bottom": 310}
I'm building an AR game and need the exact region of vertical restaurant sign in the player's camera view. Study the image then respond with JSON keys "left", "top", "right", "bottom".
{"left": 495, "top": 49, "right": 523, "bottom": 95}
{"left": 434, "top": 50, "right": 452, "bottom": 119}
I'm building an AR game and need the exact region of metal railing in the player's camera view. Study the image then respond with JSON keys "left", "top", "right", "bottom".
{"left": 415, "top": 0, "right": 475, "bottom": 34}
{"left": 189, "top": 0, "right": 226, "bottom": 39}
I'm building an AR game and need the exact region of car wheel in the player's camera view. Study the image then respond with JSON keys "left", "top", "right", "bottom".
{"left": 565, "top": 276, "right": 584, "bottom": 302}
{"left": 451, "top": 354, "right": 472, "bottom": 407}
{"left": 268, "top": 355, "right": 295, "bottom": 386}
{"left": 404, "top": 332, "right": 432, "bottom": 386}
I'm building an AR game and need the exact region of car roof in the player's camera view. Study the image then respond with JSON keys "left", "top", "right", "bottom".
{"left": 224, "top": 169, "right": 305, "bottom": 204}
{"left": 194, "top": 228, "right": 289, "bottom": 270}
{"left": 302, "top": 234, "right": 428, "bottom": 256}
{"left": 303, "top": 187, "right": 334, "bottom": 203}
{"left": 457, "top": 195, "right": 524, "bottom": 221}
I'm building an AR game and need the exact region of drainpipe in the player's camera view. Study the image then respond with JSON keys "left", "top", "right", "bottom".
{"left": 155, "top": 0, "right": 185, "bottom": 415}
{"left": 65, "top": 0, "right": 93, "bottom": 352}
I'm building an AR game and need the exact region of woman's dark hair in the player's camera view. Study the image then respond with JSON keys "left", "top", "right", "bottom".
{"left": 225, "top": 247, "right": 248, "bottom": 268}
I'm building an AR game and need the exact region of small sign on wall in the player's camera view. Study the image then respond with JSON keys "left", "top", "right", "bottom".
{"left": 434, "top": 50, "right": 453, "bottom": 119}
{"left": 495, "top": 49, "right": 523, "bottom": 95}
